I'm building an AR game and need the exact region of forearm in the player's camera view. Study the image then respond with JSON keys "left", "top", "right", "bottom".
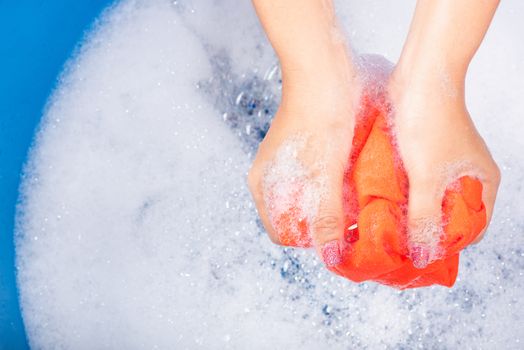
{"left": 252, "top": 0, "right": 356, "bottom": 101}
{"left": 397, "top": 0, "right": 499, "bottom": 87}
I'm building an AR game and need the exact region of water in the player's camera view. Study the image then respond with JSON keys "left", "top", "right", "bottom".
{"left": 14, "top": 0, "right": 524, "bottom": 348}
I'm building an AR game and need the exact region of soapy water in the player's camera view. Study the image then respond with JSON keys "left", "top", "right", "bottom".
{"left": 15, "top": 0, "right": 524, "bottom": 348}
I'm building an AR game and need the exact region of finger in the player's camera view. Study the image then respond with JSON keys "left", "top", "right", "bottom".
{"left": 311, "top": 162, "right": 346, "bottom": 267}
{"left": 247, "top": 169, "right": 280, "bottom": 245}
{"left": 406, "top": 178, "right": 443, "bottom": 269}
{"left": 472, "top": 164, "right": 501, "bottom": 244}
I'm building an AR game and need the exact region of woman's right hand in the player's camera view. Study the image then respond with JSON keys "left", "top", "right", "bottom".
{"left": 388, "top": 65, "right": 500, "bottom": 267}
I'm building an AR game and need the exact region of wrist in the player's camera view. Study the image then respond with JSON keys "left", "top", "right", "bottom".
{"left": 392, "top": 50, "right": 467, "bottom": 98}
{"left": 281, "top": 44, "right": 358, "bottom": 99}
{"left": 279, "top": 53, "right": 360, "bottom": 118}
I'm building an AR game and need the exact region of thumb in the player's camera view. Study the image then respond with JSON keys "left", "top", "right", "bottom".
{"left": 311, "top": 164, "right": 346, "bottom": 267}
{"left": 406, "top": 178, "right": 443, "bottom": 269}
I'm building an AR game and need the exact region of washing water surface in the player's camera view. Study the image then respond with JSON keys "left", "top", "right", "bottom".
{"left": 15, "top": 0, "right": 524, "bottom": 348}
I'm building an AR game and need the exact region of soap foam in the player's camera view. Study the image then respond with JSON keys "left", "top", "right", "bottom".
{"left": 14, "top": 0, "right": 524, "bottom": 348}
{"left": 405, "top": 160, "right": 489, "bottom": 268}
{"left": 407, "top": 218, "right": 444, "bottom": 268}
{"left": 262, "top": 134, "right": 328, "bottom": 247}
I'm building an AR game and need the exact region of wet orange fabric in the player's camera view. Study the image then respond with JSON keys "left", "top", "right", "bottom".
{"left": 333, "top": 88, "right": 487, "bottom": 289}
{"left": 275, "top": 87, "right": 487, "bottom": 289}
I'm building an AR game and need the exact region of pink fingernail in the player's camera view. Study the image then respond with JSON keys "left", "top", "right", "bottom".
{"left": 410, "top": 244, "right": 430, "bottom": 269}
{"left": 321, "top": 240, "right": 342, "bottom": 267}
{"left": 345, "top": 223, "right": 359, "bottom": 243}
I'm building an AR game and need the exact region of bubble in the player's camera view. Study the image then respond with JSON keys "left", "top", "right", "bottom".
{"left": 14, "top": 0, "right": 524, "bottom": 348}
{"left": 262, "top": 135, "right": 326, "bottom": 247}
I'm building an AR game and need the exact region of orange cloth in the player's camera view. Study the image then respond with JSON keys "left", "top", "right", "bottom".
{"left": 274, "top": 86, "right": 486, "bottom": 289}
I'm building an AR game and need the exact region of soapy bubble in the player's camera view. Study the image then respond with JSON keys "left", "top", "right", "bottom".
{"left": 262, "top": 135, "right": 313, "bottom": 247}
{"left": 262, "top": 135, "right": 331, "bottom": 247}
{"left": 14, "top": 0, "right": 524, "bottom": 348}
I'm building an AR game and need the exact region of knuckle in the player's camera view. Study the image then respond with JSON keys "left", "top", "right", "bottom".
{"left": 312, "top": 215, "right": 341, "bottom": 236}
{"left": 247, "top": 168, "right": 260, "bottom": 191}
{"left": 481, "top": 160, "right": 501, "bottom": 189}
{"left": 267, "top": 233, "right": 282, "bottom": 245}
{"left": 491, "top": 163, "right": 501, "bottom": 186}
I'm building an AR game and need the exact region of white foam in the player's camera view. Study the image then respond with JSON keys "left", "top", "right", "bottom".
{"left": 407, "top": 218, "right": 444, "bottom": 268}
{"left": 16, "top": 1, "right": 325, "bottom": 348}
{"left": 262, "top": 134, "right": 330, "bottom": 246}
{"left": 15, "top": 0, "right": 524, "bottom": 348}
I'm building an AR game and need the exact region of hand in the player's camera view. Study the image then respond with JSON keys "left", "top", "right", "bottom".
{"left": 386, "top": 0, "right": 500, "bottom": 266}
{"left": 248, "top": 59, "right": 359, "bottom": 264}
{"left": 387, "top": 70, "right": 500, "bottom": 266}
{"left": 250, "top": 0, "right": 361, "bottom": 263}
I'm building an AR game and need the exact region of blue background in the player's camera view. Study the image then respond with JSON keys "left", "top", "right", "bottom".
{"left": 0, "top": 1, "right": 114, "bottom": 347}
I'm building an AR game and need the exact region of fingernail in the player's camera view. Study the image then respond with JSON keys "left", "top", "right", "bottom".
{"left": 410, "top": 244, "right": 430, "bottom": 269}
{"left": 344, "top": 223, "right": 359, "bottom": 243}
{"left": 321, "top": 240, "right": 342, "bottom": 267}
